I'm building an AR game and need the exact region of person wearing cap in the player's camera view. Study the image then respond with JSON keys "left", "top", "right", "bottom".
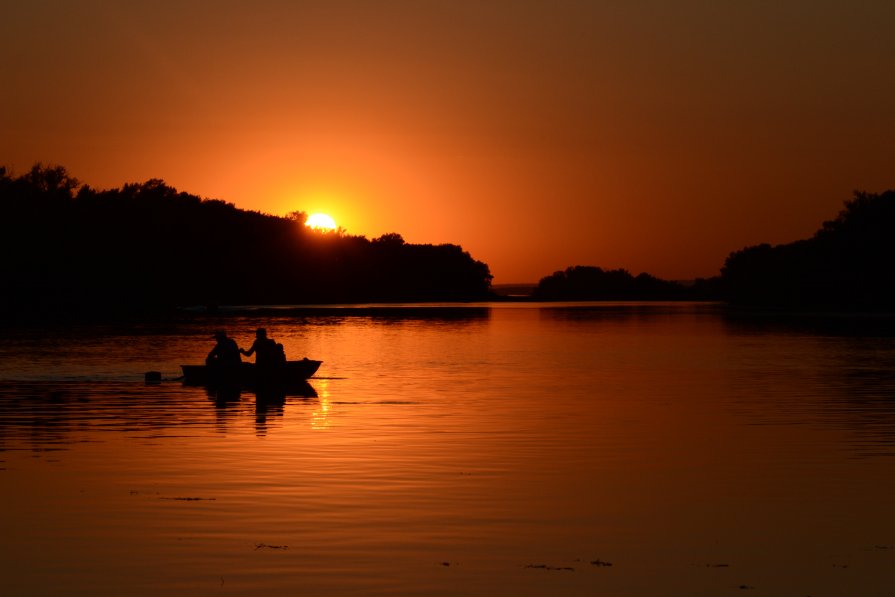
{"left": 206, "top": 330, "right": 242, "bottom": 368}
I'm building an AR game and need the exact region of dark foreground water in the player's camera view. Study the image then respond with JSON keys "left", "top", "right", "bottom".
{"left": 2, "top": 302, "right": 895, "bottom": 596}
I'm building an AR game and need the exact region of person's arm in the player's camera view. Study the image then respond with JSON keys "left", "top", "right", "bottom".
{"left": 240, "top": 340, "right": 256, "bottom": 357}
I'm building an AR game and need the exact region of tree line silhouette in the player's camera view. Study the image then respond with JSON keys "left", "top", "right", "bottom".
{"left": 721, "top": 190, "right": 895, "bottom": 309}
{"left": 0, "top": 164, "right": 493, "bottom": 315}
{"left": 4, "top": 163, "right": 892, "bottom": 314}
{"left": 533, "top": 189, "right": 895, "bottom": 309}
{"left": 533, "top": 266, "right": 719, "bottom": 301}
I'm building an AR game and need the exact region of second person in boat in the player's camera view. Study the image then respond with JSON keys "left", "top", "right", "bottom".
{"left": 240, "top": 328, "right": 286, "bottom": 375}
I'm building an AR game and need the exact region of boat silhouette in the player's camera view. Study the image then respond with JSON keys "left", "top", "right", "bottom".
{"left": 181, "top": 359, "right": 322, "bottom": 390}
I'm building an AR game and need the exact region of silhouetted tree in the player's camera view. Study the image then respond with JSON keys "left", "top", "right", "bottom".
{"left": 373, "top": 232, "right": 405, "bottom": 246}
{"left": 22, "top": 163, "right": 79, "bottom": 195}
{"left": 721, "top": 190, "right": 895, "bottom": 309}
{"left": 0, "top": 164, "right": 494, "bottom": 316}
{"left": 533, "top": 265, "right": 692, "bottom": 300}
{"left": 287, "top": 210, "right": 308, "bottom": 225}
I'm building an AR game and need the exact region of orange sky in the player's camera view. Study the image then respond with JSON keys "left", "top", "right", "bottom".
{"left": 3, "top": 1, "right": 894, "bottom": 283}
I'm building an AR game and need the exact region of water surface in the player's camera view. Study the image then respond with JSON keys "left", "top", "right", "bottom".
{"left": 2, "top": 303, "right": 895, "bottom": 595}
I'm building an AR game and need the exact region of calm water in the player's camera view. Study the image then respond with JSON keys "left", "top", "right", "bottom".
{"left": 2, "top": 303, "right": 895, "bottom": 596}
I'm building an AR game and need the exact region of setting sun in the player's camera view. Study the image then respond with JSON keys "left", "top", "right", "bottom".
{"left": 306, "top": 213, "right": 337, "bottom": 231}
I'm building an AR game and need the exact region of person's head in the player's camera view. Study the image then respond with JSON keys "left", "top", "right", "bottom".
{"left": 256, "top": 328, "right": 267, "bottom": 338}
{"left": 214, "top": 330, "right": 227, "bottom": 342}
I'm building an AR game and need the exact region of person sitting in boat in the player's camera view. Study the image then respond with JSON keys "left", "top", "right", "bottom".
{"left": 240, "top": 328, "right": 280, "bottom": 372}
{"left": 206, "top": 330, "right": 241, "bottom": 369}
{"left": 274, "top": 343, "right": 286, "bottom": 365}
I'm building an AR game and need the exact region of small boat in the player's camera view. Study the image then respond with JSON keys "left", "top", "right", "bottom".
{"left": 181, "top": 359, "right": 322, "bottom": 388}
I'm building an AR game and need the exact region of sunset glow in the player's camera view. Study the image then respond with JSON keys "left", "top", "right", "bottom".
{"left": 3, "top": 2, "right": 895, "bottom": 591}
{"left": 3, "top": 2, "right": 894, "bottom": 283}
{"left": 306, "top": 213, "right": 337, "bottom": 232}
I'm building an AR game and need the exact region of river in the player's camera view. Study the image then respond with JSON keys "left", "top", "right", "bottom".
{"left": 2, "top": 302, "right": 895, "bottom": 595}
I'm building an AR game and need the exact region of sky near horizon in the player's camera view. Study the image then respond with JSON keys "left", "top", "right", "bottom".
{"left": 3, "top": 1, "right": 894, "bottom": 283}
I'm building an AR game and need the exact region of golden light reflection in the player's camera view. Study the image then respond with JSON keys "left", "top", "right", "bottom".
{"left": 311, "top": 379, "right": 331, "bottom": 430}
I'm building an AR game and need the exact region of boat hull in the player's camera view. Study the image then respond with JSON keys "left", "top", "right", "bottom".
{"left": 181, "top": 359, "right": 322, "bottom": 388}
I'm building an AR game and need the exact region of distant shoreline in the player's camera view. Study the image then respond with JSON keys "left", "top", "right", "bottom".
{"left": 490, "top": 283, "right": 537, "bottom": 298}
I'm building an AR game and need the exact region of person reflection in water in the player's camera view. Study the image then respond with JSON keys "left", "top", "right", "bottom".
{"left": 207, "top": 330, "right": 242, "bottom": 368}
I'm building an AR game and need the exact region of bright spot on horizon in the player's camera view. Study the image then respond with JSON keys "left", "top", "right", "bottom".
{"left": 306, "top": 213, "right": 338, "bottom": 231}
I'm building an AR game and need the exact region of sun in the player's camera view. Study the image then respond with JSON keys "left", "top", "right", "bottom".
{"left": 305, "top": 213, "right": 337, "bottom": 231}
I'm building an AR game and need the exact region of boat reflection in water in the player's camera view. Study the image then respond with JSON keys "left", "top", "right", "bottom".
{"left": 203, "top": 375, "right": 320, "bottom": 436}
{"left": 188, "top": 356, "right": 322, "bottom": 436}
{"left": 253, "top": 382, "right": 318, "bottom": 436}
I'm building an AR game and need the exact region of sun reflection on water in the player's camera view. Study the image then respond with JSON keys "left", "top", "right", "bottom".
{"left": 311, "top": 379, "right": 331, "bottom": 429}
